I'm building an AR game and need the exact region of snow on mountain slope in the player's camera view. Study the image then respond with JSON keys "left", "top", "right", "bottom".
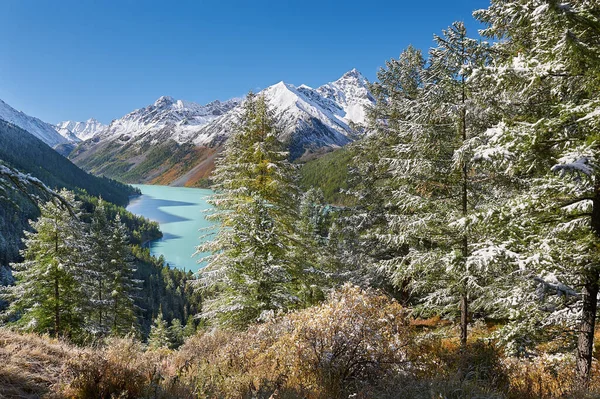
{"left": 96, "top": 96, "right": 241, "bottom": 144}
{"left": 0, "top": 99, "right": 71, "bottom": 148}
{"left": 316, "top": 68, "right": 374, "bottom": 125}
{"left": 70, "top": 69, "right": 373, "bottom": 185}
{"left": 55, "top": 118, "right": 106, "bottom": 141}
{"left": 189, "top": 69, "right": 373, "bottom": 158}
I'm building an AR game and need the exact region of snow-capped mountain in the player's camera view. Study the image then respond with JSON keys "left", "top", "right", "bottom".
{"left": 0, "top": 99, "right": 72, "bottom": 148}
{"left": 95, "top": 96, "right": 241, "bottom": 144}
{"left": 315, "top": 68, "right": 374, "bottom": 126}
{"left": 55, "top": 118, "right": 106, "bottom": 141}
{"left": 190, "top": 69, "right": 373, "bottom": 158}
{"left": 70, "top": 69, "right": 373, "bottom": 186}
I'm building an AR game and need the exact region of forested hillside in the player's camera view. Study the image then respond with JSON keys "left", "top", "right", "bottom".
{"left": 299, "top": 146, "right": 356, "bottom": 205}
{"left": 0, "top": 121, "right": 201, "bottom": 338}
{"left": 0, "top": 120, "right": 135, "bottom": 206}
{"left": 0, "top": 120, "right": 138, "bottom": 266}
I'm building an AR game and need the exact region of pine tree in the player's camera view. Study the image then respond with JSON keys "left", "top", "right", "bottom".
{"left": 295, "top": 188, "right": 330, "bottom": 305}
{"left": 197, "top": 92, "right": 306, "bottom": 329}
{"left": 1, "top": 190, "right": 88, "bottom": 339}
{"left": 183, "top": 315, "right": 197, "bottom": 338}
{"left": 86, "top": 199, "right": 113, "bottom": 336}
{"left": 349, "top": 27, "right": 500, "bottom": 346}
{"left": 168, "top": 318, "right": 185, "bottom": 349}
{"left": 340, "top": 47, "right": 428, "bottom": 289}
{"left": 108, "top": 214, "right": 139, "bottom": 336}
{"left": 473, "top": 0, "right": 600, "bottom": 384}
{"left": 414, "top": 21, "right": 498, "bottom": 346}
{"left": 85, "top": 203, "right": 139, "bottom": 337}
{"left": 148, "top": 308, "right": 170, "bottom": 349}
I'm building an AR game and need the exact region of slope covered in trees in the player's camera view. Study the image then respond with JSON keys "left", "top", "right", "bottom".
{"left": 298, "top": 146, "right": 356, "bottom": 205}
{"left": 0, "top": 120, "right": 136, "bottom": 206}
{"left": 0, "top": 121, "right": 138, "bottom": 267}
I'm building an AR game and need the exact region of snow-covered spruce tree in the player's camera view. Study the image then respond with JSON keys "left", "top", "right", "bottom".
{"left": 473, "top": 0, "right": 600, "bottom": 384}
{"left": 107, "top": 213, "right": 140, "bottom": 336}
{"left": 355, "top": 25, "right": 500, "bottom": 346}
{"left": 1, "top": 190, "right": 88, "bottom": 339}
{"left": 339, "top": 46, "right": 428, "bottom": 290}
{"left": 295, "top": 188, "right": 331, "bottom": 304}
{"left": 85, "top": 204, "right": 139, "bottom": 337}
{"left": 197, "top": 93, "right": 311, "bottom": 329}
{"left": 412, "top": 21, "right": 499, "bottom": 346}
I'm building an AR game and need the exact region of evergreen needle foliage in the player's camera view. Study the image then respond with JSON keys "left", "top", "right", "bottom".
{"left": 197, "top": 92, "right": 325, "bottom": 329}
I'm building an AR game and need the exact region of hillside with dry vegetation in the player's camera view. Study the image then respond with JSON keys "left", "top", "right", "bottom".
{"left": 1, "top": 286, "right": 599, "bottom": 399}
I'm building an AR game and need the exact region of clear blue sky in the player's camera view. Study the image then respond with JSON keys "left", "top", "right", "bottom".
{"left": 0, "top": 0, "right": 490, "bottom": 124}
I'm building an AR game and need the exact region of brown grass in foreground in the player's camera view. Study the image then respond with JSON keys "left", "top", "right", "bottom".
{"left": 1, "top": 285, "right": 600, "bottom": 399}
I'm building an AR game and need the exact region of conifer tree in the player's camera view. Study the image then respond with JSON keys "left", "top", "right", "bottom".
{"left": 197, "top": 92, "right": 306, "bottom": 329}
{"left": 85, "top": 203, "right": 139, "bottom": 337}
{"left": 108, "top": 214, "right": 139, "bottom": 336}
{"left": 473, "top": 0, "right": 600, "bottom": 384}
{"left": 1, "top": 190, "right": 88, "bottom": 338}
{"left": 168, "top": 318, "right": 185, "bottom": 349}
{"left": 340, "top": 47, "right": 428, "bottom": 289}
{"left": 295, "top": 188, "right": 330, "bottom": 305}
{"left": 148, "top": 308, "right": 170, "bottom": 349}
{"left": 413, "top": 21, "right": 497, "bottom": 346}
{"left": 87, "top": 199, "right": 113, "bottom": 336}
{"left": 351, "top": 27, "right": 499, "bottom": 346}
{"left": 183, "top": 315, "right": 197, "bottom": 338}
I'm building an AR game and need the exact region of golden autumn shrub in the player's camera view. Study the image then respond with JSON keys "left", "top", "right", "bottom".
{"left": 171, "top": 284, "right": 411, "bottom": 399}
{"left": 57, "top": 337, "right": 193, "bottom": 399}
{"left": 255, "top": 284, "right": 411, "bottom": 397}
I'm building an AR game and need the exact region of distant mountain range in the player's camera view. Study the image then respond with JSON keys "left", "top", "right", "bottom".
{"left": 55, "top": 118, "right": 106, "bottom": 141}
{"left": 0, "top": 69, "right": 373, "bottom": 187}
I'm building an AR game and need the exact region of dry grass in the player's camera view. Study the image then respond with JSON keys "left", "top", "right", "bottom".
{"left": 2, "top": 286, "right": 600, "bottom": 399}
{"left": 0, "top": 329, "right": 82, "bottom": 398}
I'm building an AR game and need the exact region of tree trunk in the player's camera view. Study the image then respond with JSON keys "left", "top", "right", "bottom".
{"left": 577, "top": 271, "right": 598, "bottom": 387}
{"left": 460, "top": 293, "right": 468, "bottom": 347}
{"left": 578, "top": 184, "right": 600, "bottom": 385}
{"left": 54, "top": 273, "right": 60, "bottom": 337}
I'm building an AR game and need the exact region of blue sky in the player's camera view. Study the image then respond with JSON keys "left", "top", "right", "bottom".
{"left": 0, "top": 0, "right": 490, "bottom": 124}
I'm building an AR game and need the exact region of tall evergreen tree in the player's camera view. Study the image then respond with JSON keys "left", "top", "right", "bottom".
{"left": 86, "top": 199, "right": 113, "bottom": 336}
{"left": 85, "top": 202, "right": 139, "bottom": 337}
{"left": 474, "top": 0, "right": 600, "bottom": 384}
{"left": 339, "top": 47, "right": 428, "bottom": 290}
{"left": 197, "top": 93, "right": 307, "bottom": 329}
{"left": 414, "top": 21, "right": 497, "bottom": 346}
{"left": 107, "top": 214, "right": 139, "bottom": 336}
{"left": 148, "top": 308, "right": 170, "bottom": 349}
{"left": 349, "top": 27, "right": 499, "bottom": 346}
{"left": 1, "top": 190, "right": 88, "bottom": 339}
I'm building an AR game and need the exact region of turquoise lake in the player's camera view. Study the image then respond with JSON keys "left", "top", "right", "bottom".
{"left": 126, "top": 184, "right": 215, "bottom": 273}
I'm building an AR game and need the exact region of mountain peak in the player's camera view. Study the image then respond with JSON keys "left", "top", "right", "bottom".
{"left": 154, "top": 96, "right": 175, "bottom": 107}
{"left": 0, "top": 98, "right": 71, "bottom": 147}
{"left": 341, "top": 68, "right": 363, "bottom": 79}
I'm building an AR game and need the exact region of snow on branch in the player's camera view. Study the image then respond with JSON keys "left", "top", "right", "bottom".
{"left": 551, "top": 153, "right": 595, "bottom": 177}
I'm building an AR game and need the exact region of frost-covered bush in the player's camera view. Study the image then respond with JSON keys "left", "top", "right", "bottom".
{"left": 256, "top": 284, "right": 411, "bottom": 397}
{"left": 173, "top": 284, "right": 411, "bottom": 398}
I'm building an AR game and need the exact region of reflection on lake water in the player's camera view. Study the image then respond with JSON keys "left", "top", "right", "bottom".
{"left": 126, "top": 184, "right": 216, "bottom": 273}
